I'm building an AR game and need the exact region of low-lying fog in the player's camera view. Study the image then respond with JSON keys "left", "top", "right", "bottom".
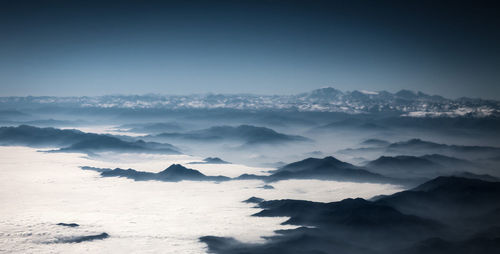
{"left": 0, "top": 146, "right": 402, "bottom": 253}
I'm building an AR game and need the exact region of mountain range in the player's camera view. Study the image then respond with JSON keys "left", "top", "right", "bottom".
{"left": 1, "top": 88, "right": 498, "bottom": 117}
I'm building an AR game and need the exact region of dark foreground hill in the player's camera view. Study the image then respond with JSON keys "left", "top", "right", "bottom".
{"left": 201, "top": 176, "right": 500, "bottom": 254}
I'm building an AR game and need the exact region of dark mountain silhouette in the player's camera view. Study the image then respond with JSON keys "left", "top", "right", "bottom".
{"left": 0, "top": 125, "right": 179, "bottom": 154}
{"left": 201, "top": 177, "right": 500, "bottom": 254}
{"left": 188, "top": 157, "right": 231, "bottom": 164}
{"left": 83, "top": 164, "right": 230, "bottom": 182}
{"left": 265, "top": 156, "right": 398, "bottom": 183}
{"left": 376, "top": 176, "right": 500, "bottom": 223}
{"left": 155, "top": 125, "right": 310, "bottom": 145}
{"left": 234, "top": 156, "right": 407, "bottom": 185}
{"left": 85, "top": 156, "right": 401, "bottom": 185}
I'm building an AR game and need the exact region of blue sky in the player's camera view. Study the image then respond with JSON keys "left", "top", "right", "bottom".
{"left": 1, "top": 0, "right": 499, "bottom": 98}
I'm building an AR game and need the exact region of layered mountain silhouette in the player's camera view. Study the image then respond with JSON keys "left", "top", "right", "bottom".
{"left": 201, "top": 177, "right": 500, "bottom": 254}
{"left": 340, "top": 138, "right": 500, "bottom": 160}
{"left": 82, "top": 164, "right": 230, "bottom": 182}
{"left": 0, "top": 125, "right": 179, "bottom": 154}
{"left": 268, "top": 156, "right": 394, "bottom": 182}
{"left": 364, "top": 154, "right": 487, "bottom": 179}
{"left": 386, "top": 139, "right": 500, "bottom": 159}
{"left": 84, "top": 155, "right": 409, "bottom": 185}
{"left": 154, "top": 125, "right": 310, "bottom": 145}
{"left": 85, "top": 153, "right": 495, "bottom": 187}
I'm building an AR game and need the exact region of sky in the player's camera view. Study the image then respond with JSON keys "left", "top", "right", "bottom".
{"left": 0, "top": 0, "right": 499, "bottom": 98}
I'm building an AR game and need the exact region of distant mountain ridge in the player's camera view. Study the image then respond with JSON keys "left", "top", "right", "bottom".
{"left": 1, "top": 88, "right": 498, "bottom": 117}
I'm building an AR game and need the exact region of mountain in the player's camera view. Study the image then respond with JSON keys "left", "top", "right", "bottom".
{"left": 265, "top": 156, "right": 398, "bottom": 184}
{"left": 86, "top": 156, "right": 401, "bottom": 185}
{"left": 235, "top": 156, "right": 404, "bottom": 184}
{"left": 201, "top": 177, "right": 500, "bottom": 254}
{"left": 376, "top": 176, "right": 500, "bottom": 223}
{"left": 156, "top": 125, "right": 310, "bottom": 145}
{"left": 0, "top": 125, "right": 180, "bottom": 154}
{"left": 202, "top": 198, "right": 441, "bottom": 254}
{"left": 84, "top": 164, "right": 230, "bottom": 182}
